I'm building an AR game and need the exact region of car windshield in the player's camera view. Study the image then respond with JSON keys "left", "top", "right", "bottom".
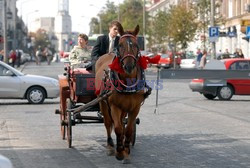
{"left": 0, "top": 61, "right": 24, "bottom": 76}
{"left": 185, "top": 52, "right": 195, "bottom": 59}
{"left": 161, "top": 54, "right": 169, "bottom": 58}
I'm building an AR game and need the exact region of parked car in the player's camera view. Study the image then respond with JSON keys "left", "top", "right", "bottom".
{"left": 180, "top": 52, "right": 196, "bottom": 69}
{"left": 158, "top": 52, "right": 181, "bottom": 69}
{"left": 217, "top": 53, "right": 236, "bottom": 60}
{"left": 189, "top": 58, "right": 250, "bottom": 100}
{"left": 0, "top": 61, "right": 59, "bottom": 104}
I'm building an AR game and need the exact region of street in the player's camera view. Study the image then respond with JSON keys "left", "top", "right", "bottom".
{"left": 1, "top": 62, "right": 250, "bottom": 168}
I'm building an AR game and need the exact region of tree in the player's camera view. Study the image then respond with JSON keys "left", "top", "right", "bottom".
{"left": 193, "top": 0, "right": 224, "bottom": 49}
{"left": 119, "top": 0, "right": 144, "bottom": 33}
{"left": 30, "top": 29, "right": 51, "bottom": 50}
{"left": 167, "top": 4, "right": 198, "bottom": 50}
{"left": 148, "top": 10, "right": 169, "bottom": 50}
{"left": 89, "top": 1, "right": 117, "bottom": 35}
{"left": 89, "top": 0, "right": 145, "bottom": 35}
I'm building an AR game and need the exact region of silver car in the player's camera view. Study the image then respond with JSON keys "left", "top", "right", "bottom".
{"left": 0, "top": 61, "right": 59, "bottom": 104}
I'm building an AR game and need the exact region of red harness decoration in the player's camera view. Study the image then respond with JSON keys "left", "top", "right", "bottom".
{"left": 108, "top": 57, "right": 125, "bottom": 73}
{"left": 137, "top": 55, "right": 161, "bottom": 69}
{"left": 108, "top": 55, "right": 161, "bottom": 73}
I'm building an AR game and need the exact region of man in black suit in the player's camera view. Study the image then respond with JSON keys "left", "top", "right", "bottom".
{"left": 91, "top": 20, "right": 120, "bottom": 63}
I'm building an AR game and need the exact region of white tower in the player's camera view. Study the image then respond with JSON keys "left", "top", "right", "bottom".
{"left": 55, "top": 0, "right": 72, "bottom": 52}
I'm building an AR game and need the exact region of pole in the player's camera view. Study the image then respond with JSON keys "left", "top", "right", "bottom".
{"left": 118, "top": 0, "right": 120, "bottom": 22}
{"left": 210, "top": 0, "right": 216, "bottom": 59}
{"left": 3, "top": 0, "right": 8, "bottom": 63}
{"left": 154, "top": 65, "right": 160, "bottom": 114}
{"left": 13, "top": 3, "right": 16, "bottom": 51}
{"left": 143, "top": 0, "right": 146, "bottom": 51}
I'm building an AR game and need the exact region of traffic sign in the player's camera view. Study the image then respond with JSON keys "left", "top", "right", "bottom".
{"left": 246, "top": 26, "right": 250, "bottom": 38}
{"left": 209, "top": 27, "right": 219, "bottom": 42}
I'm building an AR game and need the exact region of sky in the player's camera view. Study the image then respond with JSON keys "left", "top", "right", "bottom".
{"left": 16, "top": 0, "right": 122, "bottom": 34}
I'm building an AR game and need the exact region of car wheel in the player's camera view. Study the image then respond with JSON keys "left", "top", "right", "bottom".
{"left": 217, "top": 85, "right": 234, "bottom": 100}
{"left": 203, "top": 94, "right": 216, "bottom": 100}
{"left": 26, "top": 86, "right": 46, "bottom": 104}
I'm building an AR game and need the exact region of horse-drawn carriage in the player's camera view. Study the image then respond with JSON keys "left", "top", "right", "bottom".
{"left": 55, "top": 23, "right": 159, "bottom": 163}
{"left": 55, "top": 63, "right": 140, "bottom": 148}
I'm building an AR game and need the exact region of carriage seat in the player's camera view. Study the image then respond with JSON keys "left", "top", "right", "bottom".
{"left": 72, "top": 68, "right": 91, "bottom": 75}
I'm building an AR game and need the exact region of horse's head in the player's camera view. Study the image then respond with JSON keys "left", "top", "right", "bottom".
{"left": 117, "top": 24, "right": 140, "bottom": 75}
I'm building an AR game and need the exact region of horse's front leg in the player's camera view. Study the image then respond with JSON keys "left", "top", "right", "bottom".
{"left": 99, "top": 101, "right": 115, "bottom": 156}
{"left": 111, "top": 105, "right": 125, "bottom": 161}
{"left": 123, "top": 107, "right": 140, "bottom": 164}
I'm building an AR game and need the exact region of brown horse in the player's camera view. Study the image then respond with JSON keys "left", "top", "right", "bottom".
{"left": 95, "top": 23, "right": 150, "bottom": 163}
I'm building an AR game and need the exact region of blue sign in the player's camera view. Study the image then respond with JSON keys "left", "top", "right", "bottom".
{"left": 246, "top": 26, "right": 250, "bottom": 38}
{"left": 209, "top": 27, "right": 219, "bottom": 37}
{"left": 209, "top": 27, "right": 219, "bottom": 42}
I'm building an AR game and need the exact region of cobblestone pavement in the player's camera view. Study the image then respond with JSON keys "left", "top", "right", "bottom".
{"left": 1, "top": 62, "right": 250, "bottom": 168}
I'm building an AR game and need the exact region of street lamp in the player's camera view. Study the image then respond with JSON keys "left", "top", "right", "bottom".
{"left": 90, "top": 4, "right": 102, "bottom": 34}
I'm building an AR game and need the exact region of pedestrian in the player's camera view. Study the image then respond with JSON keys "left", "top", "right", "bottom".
{"left": 0, "top": 50, "right": 4, "bottom": 61}
{"left": 16, "top": 49, "right": 22, "bottom": 67}
{"left": 43, "top": 47, "right": 53, "bottom": 65}
{"left": 69, "top": 33, "right": 91, "bottom": 69}
{"left": 199, "top": 49, "right": 207, "bottom": 69}
{"left": 35, "top": 46, "right": 42, "bottom": 65}
{"left": 238, "top": 49, "right": 244, "bottom": 58}
{"left": 196, "top": 48, "right": 202, "bottom": 69}
{"left": 224, "top": 48, "right": 230, "bottom": 54}
{"left": 89, "top": 20, "right": 121, "bottom": 71}
{"left": 233, "top": 48, "right": 240, "bottom": 58}
{"left": 9, "top": 50, "right": 17, "bottom": 67}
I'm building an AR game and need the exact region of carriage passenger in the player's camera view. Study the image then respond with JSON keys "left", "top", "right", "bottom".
{"left": 69, "top": 33, "right": 91, "bottom": 69}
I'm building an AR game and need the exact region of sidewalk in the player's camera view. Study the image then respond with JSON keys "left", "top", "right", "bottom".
{"left": 16, "top": 61, "right": 30, "bottom": 72}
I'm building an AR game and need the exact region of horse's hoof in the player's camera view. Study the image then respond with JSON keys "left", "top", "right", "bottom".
{"left": 115, "top": 153, "right": 124, "bottom": 161}
{"left": 122, "top": 158, "right": 131, "bottom": 164}
{"left": 106, "top": 149, "right": 115, "bottom": 156}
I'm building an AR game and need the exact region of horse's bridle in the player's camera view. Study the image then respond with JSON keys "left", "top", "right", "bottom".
{"left": 115, "top": 34, "right": 140, "bottom": 66}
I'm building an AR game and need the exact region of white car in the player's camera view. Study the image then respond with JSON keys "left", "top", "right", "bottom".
{"left": 180, "top": 52, "right": 196, "bottom": 69}
{"left": 0, "top": 61, "right": 59, "bottom": 104}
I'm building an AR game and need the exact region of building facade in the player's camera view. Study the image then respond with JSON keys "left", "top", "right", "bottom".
{"left": 0, "top": 0, "right": 18, "bottom": 53}
{"left": 54, "top": 0, "right": 72, "bottom": 52}
{"left": 217, "top": 0, "right": 250, "bottom": 57}
{"left": 147, "top": 0, "right": 250, "bottom": 57}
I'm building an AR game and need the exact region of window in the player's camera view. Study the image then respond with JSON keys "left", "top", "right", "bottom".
{"left": 0, "top": 65, "right": 11, "bottom": 76}
{"left": 229, "top": 61, "right": 250, "bottom": 70}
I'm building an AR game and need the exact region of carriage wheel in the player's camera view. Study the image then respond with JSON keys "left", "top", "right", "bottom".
{"left": 66, "top": 98, "right": 72, "bottom": 148}
{"left": 60, "top": 111, "right": 66, "bottom": 140}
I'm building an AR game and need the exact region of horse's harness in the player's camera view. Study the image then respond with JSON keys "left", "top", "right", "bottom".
{"left": 116, "top": 34, "right": 139, "bottom": 68}
{"left": 100, "top": 34, "right": 151, "bottom": 99}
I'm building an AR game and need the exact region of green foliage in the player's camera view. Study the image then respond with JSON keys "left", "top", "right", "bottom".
{"left": 167, "top": 4, "right": 198, "bottom": 49}
{"left": 31, "top": 29, "right": 51, "bottom": 50}
{"left": 149, "top": 11, "right": 169, "bottom": 49}
{"left": 89, "top": 18, "right": 100, "bottom": 35}
{"left": 119, "top": 0, "right": 143, "bottom": 33}
{"left": 89, "top": 0, "right": 144, "bottom": 35}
